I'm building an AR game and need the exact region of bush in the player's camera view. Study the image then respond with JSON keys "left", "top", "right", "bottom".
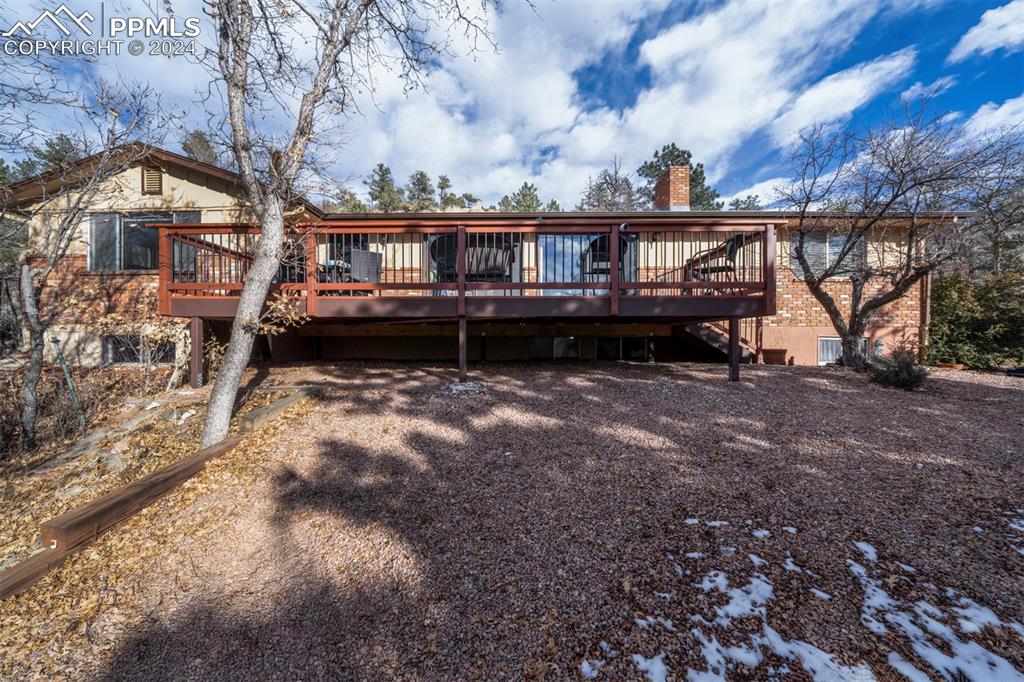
{"left": 929, "top": 272, "right": 1024, "bottom": 369}
{"left": 869, "top": 350, "right": 928, "bottom": 390}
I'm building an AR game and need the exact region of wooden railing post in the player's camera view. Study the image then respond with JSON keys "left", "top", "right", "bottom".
{"left": 609, "top": 223, "right": 620, "bottom": 316}
{"left": 456, "top": 225, "right": 466, "bottom": 317}
{"left": 457, "top": 225, "right": 467, "bottom": 381}
{"left": 189, "top": 316, "right": 203, "bottom": 388}
{"left": 764, "top": 224, "right": 777, "bottom": 315}
{"left": 305, "top": 230, "right": 317, "bottom": 317}
{"left": 158, "top": 227, "right": 171, "bottom": 316}
{"left": 728, "top": 317, "right": 740, "bottom": 382}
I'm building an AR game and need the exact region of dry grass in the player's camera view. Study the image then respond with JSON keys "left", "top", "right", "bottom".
{"left": 1, "top": 362, "right": 1022, "bottom": 681}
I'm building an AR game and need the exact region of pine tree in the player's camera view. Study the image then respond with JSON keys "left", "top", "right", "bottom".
{"left": 728, "top": 195, "right": 762, "bottom": 210}
{"left": 181, "top": 129, "right": 223, "bottom": 167}
{"left": 498, "top": 182, "right": 543, "bottom": 212}
{"left": 405, "top": 170, "right": 436, "bottom": 211}
{"left": 636, "top": 143, "right": 723, "bottom": 210}
{"left": 365, "top": 163, "right": 405, "bottom": 212}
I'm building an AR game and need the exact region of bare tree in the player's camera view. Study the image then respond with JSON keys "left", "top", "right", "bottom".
{"left": 200, "top": 0, "right": 493, "bottom": 447}
{"left": 779, "top": 107, "right": 1022, "bottom": 368}
{"left": 2, "top": 81, "right": 164, "bottom": 450}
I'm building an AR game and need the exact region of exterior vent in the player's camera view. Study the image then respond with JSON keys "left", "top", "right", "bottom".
{"left": 141, "top": 166, "right": 162, "bottom": 195}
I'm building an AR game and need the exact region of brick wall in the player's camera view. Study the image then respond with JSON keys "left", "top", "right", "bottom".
{"left": 654, "top": 166, "right": 690, "bottom": 210}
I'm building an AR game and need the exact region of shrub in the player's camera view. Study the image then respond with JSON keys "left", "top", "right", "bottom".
{"left": 929, "top": 272, "right": 1024, "bottom": 369}
{"left": 869, "top": 350, "right": 928, "bottom": 390}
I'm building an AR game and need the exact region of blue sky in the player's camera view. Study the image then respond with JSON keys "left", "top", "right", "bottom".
{"left": 3, "top": 0, "right": 1023, "bottom": 207}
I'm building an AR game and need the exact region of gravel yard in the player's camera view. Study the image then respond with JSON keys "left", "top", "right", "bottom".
{"left": 2, "top": 362, "right": 1022, "bottom": 680}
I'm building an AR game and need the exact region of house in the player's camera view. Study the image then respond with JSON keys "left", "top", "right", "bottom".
{"left": 6, "top": 145, "right": 947, "bottom": 381}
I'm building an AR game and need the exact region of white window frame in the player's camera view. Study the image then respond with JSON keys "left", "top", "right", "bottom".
{"left": 818, "top": 336, "right": 880, "bottom": 365}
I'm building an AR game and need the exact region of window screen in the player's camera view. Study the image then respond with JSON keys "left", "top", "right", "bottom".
{"left": 791, "top": 233, "right": 866, "bottom": 278}
{"left": 103, "top": 335, "right": 175, "bottom": 364}
{"left": 89, "top": 211, "right": 198, "bottom": 272}
{"left": 818, "top": 337, "right": 870, "bottom": 365}
{"left": 817, "top": 337, "right": 843, "bottom": 365}
{"left": 89, "top": 214, "right": 119, "bottom": 272}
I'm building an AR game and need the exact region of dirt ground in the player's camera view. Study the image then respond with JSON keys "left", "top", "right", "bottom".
{"left": 1, "top": 362, "right": 1022, "bottom": 681}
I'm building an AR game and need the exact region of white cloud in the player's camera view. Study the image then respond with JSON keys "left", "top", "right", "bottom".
{"left": 900, "top": 75, "right": 957, "bottom": 101}
{"left": 964, "top": 92, "right": 1024, "bottom": 136}
{"left": 2, "top": 0, "right": 939, "bottom": 209}
{"left": 770, "top": 47, "right": 917, "bottom": 146}
{"left": 947, "top": 0, "right": 1024, "bottom": 63}
{"left": 721, "top": 177, "right": 790, "bottom": 207}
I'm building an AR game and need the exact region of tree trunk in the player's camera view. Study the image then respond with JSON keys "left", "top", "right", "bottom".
{"left": 840, "top": 320, "right": 868, "bottom": 368}
{"left": 199, "top": 198, "right": 285, "bottom": 447}
{"left": 17, "top": 263, "right": 45, "bottom": 452}
{"left": 19, "top": 326, "right": 45, "bottom": 452}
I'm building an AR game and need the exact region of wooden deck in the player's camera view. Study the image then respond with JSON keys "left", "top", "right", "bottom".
{"left": 156, "top": 213, "right": 780, "bottom": 382}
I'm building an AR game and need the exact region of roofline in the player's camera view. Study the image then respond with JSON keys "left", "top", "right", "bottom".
{"left": 319, "top": 210, "right": 974, "bottom": 221}
{"left": 3, "top": 143, "right": 324, "bottom": 217}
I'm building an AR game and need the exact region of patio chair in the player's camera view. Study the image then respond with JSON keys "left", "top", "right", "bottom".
{"left": 429, "top": 234, "right": 515, "bottom": 293}
{"left": 580, "top": 232, "right": 638, "bottom": 295}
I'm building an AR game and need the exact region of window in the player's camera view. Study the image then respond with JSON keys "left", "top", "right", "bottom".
{"left": 528, "top": 336, "right": 580, "bottom": 360}
{"left": 89, "top": 211, "right": 201, "bottom": 272}
{"left": 102, "top": 335, "right": 176, "bottom": 365}
{"left": 790, "top": 232, "right": 866, "bottom": 278}
{"left": 817, "top": 337, "right": 872, "bottom": 365}
{"left": 597, "top": 336, "right": 648, "bottom": 361}
{"left": 141, "top": 167, "right": 162, "bottom": 195}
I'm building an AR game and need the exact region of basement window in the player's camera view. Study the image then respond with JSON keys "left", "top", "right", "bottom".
{"left": 89, "top": 211, "right": 201, "bottom": 271}
{"left": 141, "top": 166, "right": 162, "bottom": 195}
{"left": 102, "top": 334, "right": 176, "bottom": 365}
{"left": 817, "top": 337, "right": 877, "bottom": 365}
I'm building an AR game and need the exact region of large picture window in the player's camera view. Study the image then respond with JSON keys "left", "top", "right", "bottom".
{"left": 790, "top": 232, "right": 866, "bottom": 278}
{"left": 88, "top": 211, "right": 201, "bottom": 272}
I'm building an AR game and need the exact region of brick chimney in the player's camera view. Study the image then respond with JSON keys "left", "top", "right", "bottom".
{"left": 653, "top": 165, "right": 690, "bottom": 211}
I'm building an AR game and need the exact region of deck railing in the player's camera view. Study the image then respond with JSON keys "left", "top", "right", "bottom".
{"left": 157, "top": 220, "right": 777, "bottom": 318}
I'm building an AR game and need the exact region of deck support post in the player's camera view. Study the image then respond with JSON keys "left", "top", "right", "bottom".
{"left": 728, "top": 317, "right": 740, "bottom": 382}
{"left": 458, "top": 316, "right": 467, "bottom": 382}
{"left": 189, "top": 316, "right": 203, "bottom": 389}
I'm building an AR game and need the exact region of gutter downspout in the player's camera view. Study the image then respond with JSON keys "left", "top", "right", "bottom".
{"left": 919, "top": 270, "right": 932, "bottom": 364}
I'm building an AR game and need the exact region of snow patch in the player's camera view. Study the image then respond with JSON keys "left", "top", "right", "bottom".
{"left": 632, "top": 653, "right": 668, "bottom": 682}
{"left": 853, "top": 541, "right": 878, "bottom": 562}
{"left": 810, "top": 588, "right": 832, "bottom": 601}
{"left": 886, "top": 651, "right": 930, "bottom": 682}
{"left": 749, "top": 554, "right": 767, "bottom": 568}
{"left": 580, "top": 659, "right": 604, "bottom": 679}
{"left": 706, "top": 520, "right": 729, "bottom": 528}
{"left": 752, "top": 529, "right": 771, "bottom": 539}
{"left": 782, "top": 526, "right": 797, "bottom": 534}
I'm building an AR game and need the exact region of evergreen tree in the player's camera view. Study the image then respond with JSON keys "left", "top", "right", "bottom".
{"left": 728, "top": 195, "right": 762, "bottom": 210}
{"left": 636, "top": 143, "right": 722, "bottom": 210}
{"left": 181, "top": 129, "right": 223, "bottom": 167}
{"left": 365, "top": 163, "right": 405, "bottom": 212}
{"left": 544, "top": 198, "right": 562, "bottom": 212}
{"left": 498, "top": 182, "right": 542, "bottom": 212}
{"left": 10, "top": 134, "right": 87, "bottom": 180}
{"left": 405, "top": 170, "right": 436, "bottom": 211}
{"left": 0, "top": 158, "right": 14, "bottom": 186}
{"left": 437, "top": 174, "right": 458, "bottom": 209}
